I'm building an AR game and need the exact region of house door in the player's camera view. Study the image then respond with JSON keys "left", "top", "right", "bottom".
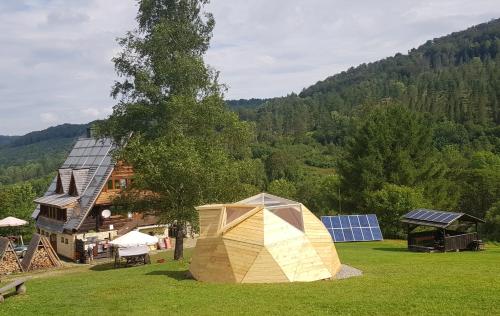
{"left": 49, "top": 234, "right": 58, "bottom": 252}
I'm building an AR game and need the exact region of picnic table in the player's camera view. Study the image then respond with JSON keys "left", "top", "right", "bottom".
{"left": 114, "top": 245, "right": 151, "bottom": 268}
{"left": 0, "top": 278, "right": 27, "bottom": 303}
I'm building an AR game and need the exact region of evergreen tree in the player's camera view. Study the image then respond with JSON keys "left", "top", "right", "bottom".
{"left": 338, "top": 103, "right": 441, "bottom": 211}
{"left": 97, "top": 0, "right": 257, "bottom": 260}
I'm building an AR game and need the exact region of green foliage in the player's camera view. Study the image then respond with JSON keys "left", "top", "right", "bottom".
{"left": 484, "top": 201, "right": 500, "bottom": 241}
{"left": 227, "top": 98, "right": 269, "bottom": 109}
{"left": 0, "top": 183, "right": 36, "bottom": 239}
{"left": 118, "top": 132, "right": 256, "bottom": 223}
{"left": 267, "top": 179, "right": 297, "bottom": 200}
{"left": 366, "top": 184, "right": 427, "bottom": 238}
{"left": 432, "top": 120, "right": 470, "bottom": 150}
{"left": 469, "top": 150, "right": 500, "bottom": 169}
{"left": 338, "top": 103, "right": 440, "bottom": 210}
{"left": 264, "top": 150, "right": 300, "bottom": 181}
{"left": 457, "top": 160, "right": 500, "bottom": 219}
{"left": 295, "top": 174, "right": 340, "bottom": 215}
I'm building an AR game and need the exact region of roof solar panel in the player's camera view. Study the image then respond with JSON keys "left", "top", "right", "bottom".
{"left": 402, "top": 208, "right": 462, "bottom": 225}
{"left": 321, "top": 214, "right": 383, "bottom": 242}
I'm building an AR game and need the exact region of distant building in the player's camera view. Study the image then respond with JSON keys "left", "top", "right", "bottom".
{"left": 31, "top": 136, "right": 158, "bottom": 261}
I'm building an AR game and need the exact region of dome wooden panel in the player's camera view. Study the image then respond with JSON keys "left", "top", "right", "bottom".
{"left": 190, "top": 193, "right": 342, "bottom": 283}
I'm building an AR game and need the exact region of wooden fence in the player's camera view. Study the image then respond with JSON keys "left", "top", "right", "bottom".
{"left": 444, "top": 232, "right": 478, "bottom": 251}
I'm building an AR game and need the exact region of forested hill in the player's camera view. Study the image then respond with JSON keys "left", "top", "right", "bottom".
{"left": 0, "top": 123, "right": 89, "bottom": 186}
{"left": 234, "top": 18, "right": 500, "bottom": 146}
{"left": 300, "top": 18, "right": 500, "bottom": 124}
{"left": 226, "top": 98, "right": 269, "bottom": 109}
{"left": 0, "top": 123, "right": 89, "bottom": 148}
{"left": 0, "top": 135, "right": 19, "bottom": 146}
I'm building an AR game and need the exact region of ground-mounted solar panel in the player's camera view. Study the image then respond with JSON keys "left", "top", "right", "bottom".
{"left": 321, "top": 214, "right": 383, "bottom": 242}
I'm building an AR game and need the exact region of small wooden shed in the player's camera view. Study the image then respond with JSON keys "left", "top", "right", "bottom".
{"left": 401, "top": 209, "right": 485, "bottom": 252}
{"left": 189, "top": 193, "right": 342, "bottom": 283}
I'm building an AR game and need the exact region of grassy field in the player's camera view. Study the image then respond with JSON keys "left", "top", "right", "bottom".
{"left": 1, "top": 240, "right": 499, "bottom": 315}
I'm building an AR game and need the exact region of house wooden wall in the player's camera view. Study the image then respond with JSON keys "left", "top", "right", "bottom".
{"left": 95, "top": 162, "right": 134, "bottom": 205}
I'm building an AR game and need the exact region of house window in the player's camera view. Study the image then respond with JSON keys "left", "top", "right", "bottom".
{"left": 119, "top": 179, "right": 127, "bottom": 189}
{"left": 65, "top": 239, "right": 68, "bottom": 244}
{"left": 61, "top": 237, "right": 64, "bottom": 243}
{"left": 105, "top": 177, "right": 130, "bottom": 191}
{"left": 40, "top": 205, "right": 67, "bottom": 221}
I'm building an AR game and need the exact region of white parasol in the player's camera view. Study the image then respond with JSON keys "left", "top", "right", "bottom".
{"left": 0, "top": 216, "right": 28, "bottom": 227}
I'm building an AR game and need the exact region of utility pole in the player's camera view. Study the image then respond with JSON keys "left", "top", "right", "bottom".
{"left": 338, "top": 186, "right": 341, "bottom": 213}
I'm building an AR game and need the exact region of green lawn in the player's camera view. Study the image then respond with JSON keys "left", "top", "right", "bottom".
{"left": 1, "top": 240, "right": 499, "bottom": 315}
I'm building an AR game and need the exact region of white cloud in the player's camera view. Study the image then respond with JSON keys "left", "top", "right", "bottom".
{"left": 40, "top": 112, "right": 58, "bottom": 124}
{"left": 1, "top": 0, "right": 500, "bottom": 135}
{"left": 45, "top": 9, "right": 90, "bottom": 26}
{"left": 81, "top": 107, "right": 112, "bottom": 118}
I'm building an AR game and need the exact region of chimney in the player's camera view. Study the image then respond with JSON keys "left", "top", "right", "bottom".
{"left": 86, "top": 127, "right": 92, "bottom": 138}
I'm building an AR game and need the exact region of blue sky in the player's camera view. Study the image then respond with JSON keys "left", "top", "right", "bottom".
{"left": 1, "top": 0, "right": 500, "bottom": 135}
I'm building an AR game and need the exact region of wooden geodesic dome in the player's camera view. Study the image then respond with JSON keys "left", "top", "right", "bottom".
{"left": 189, "top": 193, "right": 341, "bottom": 283}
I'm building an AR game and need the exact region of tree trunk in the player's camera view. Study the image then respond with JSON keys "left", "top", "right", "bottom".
{"left": 174, "top": 224, "right": 184, "bottom": 260}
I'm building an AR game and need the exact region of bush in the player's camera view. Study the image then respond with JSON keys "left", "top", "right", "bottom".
{"left": 267, "top": 179, "right": 297, "bottom": 200}
{"left": 484, "top": 201, "right": 500, "bottom": 241}
{"left": 366, "top": 183, "right": 427, "bottom": 238}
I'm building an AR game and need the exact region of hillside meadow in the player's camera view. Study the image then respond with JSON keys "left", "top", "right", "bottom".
{"left": 1, "top": 240, "right": 499, "bottom": 315}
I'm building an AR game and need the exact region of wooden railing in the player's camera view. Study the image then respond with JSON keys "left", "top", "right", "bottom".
{"left": 444, "top": 232, "right": 478, "bottom": 251}
{"left": 78, "top": 216, "right": 131, "bottom": 232}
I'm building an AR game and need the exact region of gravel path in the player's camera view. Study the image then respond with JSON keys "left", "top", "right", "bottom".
{"left": 335, "top": 264, "right": 363, "bottom": 280}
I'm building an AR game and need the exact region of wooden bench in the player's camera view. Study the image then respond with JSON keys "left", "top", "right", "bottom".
{"left": 0, "top": 278, "right": 27, "bottom": 303}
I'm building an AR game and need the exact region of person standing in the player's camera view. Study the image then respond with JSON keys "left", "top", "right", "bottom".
{"left": 87, "top": 243, "right": 95, "bottom": 263}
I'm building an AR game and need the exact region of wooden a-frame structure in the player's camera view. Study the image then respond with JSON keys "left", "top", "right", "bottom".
{"left": 21, "top": 233, "right": 61, "bottom": 272}
{"left": 0, "top": 237, "right": 23, "bottom": 275}
{"left": 190, "top": 193, "right": 342, "bottom": 283}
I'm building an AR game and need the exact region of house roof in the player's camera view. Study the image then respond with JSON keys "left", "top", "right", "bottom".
{"left": 36, "top": 216, "right": 65, "bottom": 233}
{"left": 32, "top": 137, "right": 116, "bottom": 232}
{"left": 34, "top": 194, "right": 78, "bottom": 208}
{"left": 58, "top": 169, "right": 72, "bottom": 194}
{"left": 72, "top": 168, "right": 90, "bottom": 196}
{"left": 401, "top": 208, "right": 485, "bottom": 228}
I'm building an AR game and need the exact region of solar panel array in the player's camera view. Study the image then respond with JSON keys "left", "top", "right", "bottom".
{"left": 321, "top": 214, "right": 383, "bottom": 242}
{"left": 62, "top": 138, "right": 113, "bottom": 169}
{"left": 33, "top": 137, "right": 117, "bottom": 232}
{"left": 403, "top": 209, "right": 462, "bottom": 225}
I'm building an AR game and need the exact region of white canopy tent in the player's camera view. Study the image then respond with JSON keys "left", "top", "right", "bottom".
{"left": 0, "top": 216, "right": 28, "bottom": 227}
{"left": 110, "top": 230, "right": 158, "bottom": 268}
{"left": 110, "top": 230, "right": 158, "bottom": 248}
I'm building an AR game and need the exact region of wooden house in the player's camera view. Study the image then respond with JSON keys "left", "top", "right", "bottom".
{"left": 401, "top": 209, "right": 485, "bottom": 252}
{"left": 190, "top": 193, "right": 342, "bottom": 283}
{"left": 32, "top": 136, "right": 157, "bottom": 261}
